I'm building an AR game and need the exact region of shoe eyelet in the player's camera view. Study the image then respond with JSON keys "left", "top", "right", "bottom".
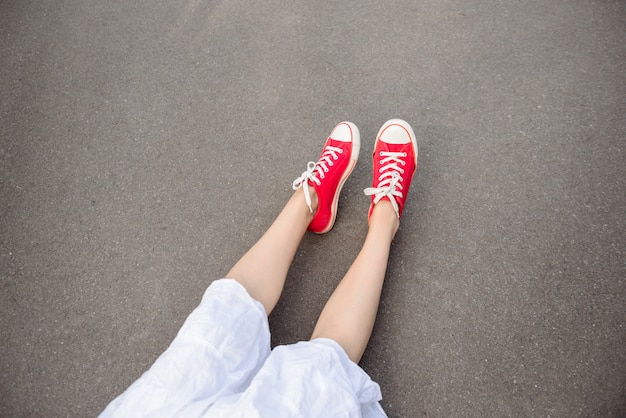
{"left": 329, "top": 161, "right": 334, "bottom": 166}
{"left": 400, "top": 168, "right": 405, "bottom": 174}
{"left": 333, "top": 156, "right": 338, "bottom": 161}
{"left": 403, "top": 152, "right": 407, "bottom": 157}
{"left": 379, "top": 168, "right": 384, "bottom": 173}
{"left": 401, "top": 160, "right": 406, "bottom": 166}
{"left": 339, "top": 149, "right": 344, "bottom": 154}
{"left": 324, "top": 167, "right": 329, "bottom": 172}
{"left": 379, "top": 151, "right": 384, "bottom": 156}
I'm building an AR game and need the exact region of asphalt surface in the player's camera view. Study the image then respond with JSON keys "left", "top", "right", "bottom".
{"left": 1, "top": 0, "right": 625, "bottom": 416}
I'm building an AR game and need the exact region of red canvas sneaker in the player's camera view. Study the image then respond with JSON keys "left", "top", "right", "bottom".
{"left": 292, "top": 121, "right": 360, "bottom": 233}
{"left": 364, "top": 119, "right": 418, "bottom": 220}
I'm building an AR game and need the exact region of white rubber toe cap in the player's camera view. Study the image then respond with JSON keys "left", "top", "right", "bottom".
{"left": 330, "top": 122, "right": 354, "bottom": 142}
{"left": 378, "top": 119, "right": 414, "bottom": 144}
{"left": 330, "top": 121, "right": 360, "bottom": 162}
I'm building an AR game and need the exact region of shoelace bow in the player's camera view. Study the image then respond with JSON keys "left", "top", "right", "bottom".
{"left": 292, "top": 145, "right": 343, "bottom": 213}
{"left": 363, "top": 151, "right": 408, "bottom": 218}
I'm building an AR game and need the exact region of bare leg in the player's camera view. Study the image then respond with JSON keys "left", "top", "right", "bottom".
{"left": 310, "top": 200, "right": 399, "bottom": 363}
{"left": 227, "top": 188, "right": 317, "bottom": 315}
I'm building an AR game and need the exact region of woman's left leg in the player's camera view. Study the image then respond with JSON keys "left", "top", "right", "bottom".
{"left": 228, "top": 121, "right": 360, "bottom": 315}
{"left": 227, "top": 187, "right": 315, "bottom": 315}
{"left": 100, "top": 122, "right": 360, "bottom": 417}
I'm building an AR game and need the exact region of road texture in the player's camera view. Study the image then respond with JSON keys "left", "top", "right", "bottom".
{"left": 1, "top": 0, "right": 625, "bottom": 416}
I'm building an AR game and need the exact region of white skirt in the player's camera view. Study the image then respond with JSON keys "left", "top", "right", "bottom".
{"left": 100, "top": 279, "right": 387, "bottom": 417}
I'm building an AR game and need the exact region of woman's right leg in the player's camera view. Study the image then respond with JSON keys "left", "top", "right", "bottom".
{"left": 310, "top": 200, "right": 398, "bottom": 363}
{"left": 311, "top": 119, "right": 418, "bottom": 364}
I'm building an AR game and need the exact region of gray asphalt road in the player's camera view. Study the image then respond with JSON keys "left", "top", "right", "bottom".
{"left": 1, "top": 0, "right": 625, "bottom": 416}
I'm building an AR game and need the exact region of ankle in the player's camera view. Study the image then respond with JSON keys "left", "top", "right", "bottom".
{"left": 369, "top": 200, "right": 400, "bottom": 236}
{"left": 308, "top": 187, "right": 319, "bottom": 215}
{"left": 294, "top": 186, "right": 319, "bottom": 217}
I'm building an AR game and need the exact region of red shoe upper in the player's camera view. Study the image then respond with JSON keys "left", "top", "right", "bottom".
{"left": 365, "top": 120, "right": 418, "bottom": 219}
{"left": 292, "top": 122, "right": 360, "bottom": 233}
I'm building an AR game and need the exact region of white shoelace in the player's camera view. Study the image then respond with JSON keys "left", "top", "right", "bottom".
{"left": 292, "top": 145, "right": 343, "bottom": 213}
{"left": 363, "top": 151, "right": 407, "bottom": 218}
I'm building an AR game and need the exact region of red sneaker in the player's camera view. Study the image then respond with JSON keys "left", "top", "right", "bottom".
{"left": 364, "top": 119, "right": 418, "bottom": 219}
{"left": 292, "top": 122, "right": 360, "bottom": 233}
